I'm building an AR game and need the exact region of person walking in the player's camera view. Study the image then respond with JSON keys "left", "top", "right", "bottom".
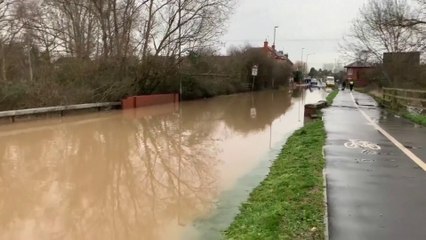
{"left": 341, "top": 80, "right": 347, "bottom": 91}
{"left": 349, "top": 80, "right": 354, "bottom": 91}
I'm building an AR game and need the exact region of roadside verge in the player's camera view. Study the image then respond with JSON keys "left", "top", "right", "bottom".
{"left": 326, "top": 89, "right": 339, "bottom": 106}
{"left": 224, "top": 120, "right": 326, "bottom": 239}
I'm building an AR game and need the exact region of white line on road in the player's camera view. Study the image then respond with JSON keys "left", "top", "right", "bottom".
{"left": 350, "top": 92, "right": 426, "bottom": 171}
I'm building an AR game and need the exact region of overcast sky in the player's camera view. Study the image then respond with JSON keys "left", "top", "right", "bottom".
{"left": 221, "top": 0, "right": 369, "bottom": 69}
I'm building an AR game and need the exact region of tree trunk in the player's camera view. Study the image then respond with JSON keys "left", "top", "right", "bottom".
{"left": 142, "top": 0, "right": 154, "bottom": 61}
{"left": 0, "top": 44, "right": 7, "bottom": 82}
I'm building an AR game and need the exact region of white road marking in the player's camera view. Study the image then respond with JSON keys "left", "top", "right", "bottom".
{"left": 350, "top": 92, "right": 426, "bottom": 171}
{"left": 344, "top": 139, "right": 381, "bottom": 150}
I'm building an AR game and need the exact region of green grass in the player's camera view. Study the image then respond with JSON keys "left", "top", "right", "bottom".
{"left": 326, "top": 90, "right": 339, "bottom": 106}
{"left": 402, "top": 113, "right": 426, "bottom": 126}
{"left": 225, "top": 120, "right": 326, "bottom": 240}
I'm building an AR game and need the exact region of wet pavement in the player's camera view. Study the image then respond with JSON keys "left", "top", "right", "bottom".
{"left": 324, "top": 90, "right": 426, "bottom": 240}
{"left": 0, "top": 88, "right": 323, "bottom": 240}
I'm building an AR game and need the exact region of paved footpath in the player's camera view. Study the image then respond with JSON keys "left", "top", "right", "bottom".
{"left": 323, "top": 90, "right": 426, "bottom": 240}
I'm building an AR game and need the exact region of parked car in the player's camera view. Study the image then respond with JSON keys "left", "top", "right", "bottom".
{"left": 304, "top": 78, "right": 312, "bottom": 85}
{"left": 310, "top": 78, "right": 320, "bottom": 88}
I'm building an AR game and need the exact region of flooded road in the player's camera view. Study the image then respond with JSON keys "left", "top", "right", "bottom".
{"left": 0, "top": 88, "right": 324, "bottom": 240}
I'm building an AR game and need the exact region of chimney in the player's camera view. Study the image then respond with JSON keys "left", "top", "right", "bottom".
{"left": 264, "top": 40, "right": 268, "bottom": 48}
{"left": 272, "top": 44, "right": 276, "bottom": 51}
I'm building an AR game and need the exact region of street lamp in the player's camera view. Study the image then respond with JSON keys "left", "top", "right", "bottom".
{"left": 273, "top": 26, "right": 279, "bottom": 47}
{"left": 298, "top": 47, "right": 305, "bottom": 122}
{"left": 300, "top": 47, "right": 305, "bottom": 74}
{"left": 305, "top": 53, "right": 315, "bottom": 75}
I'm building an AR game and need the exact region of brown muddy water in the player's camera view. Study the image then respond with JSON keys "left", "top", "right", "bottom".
{"left": 0, "top": 88, "right": 325, "bottom": 240}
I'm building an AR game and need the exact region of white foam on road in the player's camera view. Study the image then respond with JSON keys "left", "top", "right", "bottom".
{"left": 350, "top": 92, "right": 426, "bottom": 172}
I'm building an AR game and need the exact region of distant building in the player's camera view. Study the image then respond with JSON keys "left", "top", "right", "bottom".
{"left": 261, "top": 40, "right": 293, "bottom": 65}
{"left": 344, "top": 61, "right": 374, "bottom": 87}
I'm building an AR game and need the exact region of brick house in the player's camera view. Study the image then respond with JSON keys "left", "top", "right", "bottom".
{"left": 261, "top": 40, "right": 293, "bottom": 65}
{"left": 344, "top": 61, "right": 374, "bottom": 87}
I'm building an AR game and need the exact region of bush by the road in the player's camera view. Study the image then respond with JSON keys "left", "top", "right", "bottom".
{"left": 0, "top": 46, "right": 293, "bottom": 111}
{"left": 402, "top": 113, "right": 426, "bottom": 127}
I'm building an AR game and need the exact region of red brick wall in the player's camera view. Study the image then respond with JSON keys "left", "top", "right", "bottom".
{"left": 122, "top": 102, "right": 179, "bottom": 119}
{"left": 121, "top": 97, "right": 136, "bottom": 109}
{"left": 346, "top": 67, "right": 371, "bottom": 87}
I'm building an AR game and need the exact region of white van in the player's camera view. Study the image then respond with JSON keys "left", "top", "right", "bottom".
{"left": 325, "top": 76, "right": 335, "bottom": 87}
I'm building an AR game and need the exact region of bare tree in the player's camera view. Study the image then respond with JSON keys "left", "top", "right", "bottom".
{"left": 393, "top": 0, "right": 426, "bottom": 27}
{"left": 149, "top": 0, "right": 232, "bottom": 57}
{"left": 88, "top": 0, "right": 147, "bottom": 60}
{"left": 342, "top": 0, "right": 424, "bottom": 62}
{"left": 0, "top": 0, "right": 24, "bottom": 82}
{"left": 0, "top": 0, "right": 236, "bottom": 109}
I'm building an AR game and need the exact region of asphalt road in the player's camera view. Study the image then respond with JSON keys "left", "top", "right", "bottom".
{"left": 323, "top": 90, "right": 426, "bottom": 240}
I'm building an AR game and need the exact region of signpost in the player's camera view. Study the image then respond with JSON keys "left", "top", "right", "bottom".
{"left": 251, "top": 65, "right": 258, "bottom": 91}
{"left": 250, "top": 65, "right": 258, "bottom": 118}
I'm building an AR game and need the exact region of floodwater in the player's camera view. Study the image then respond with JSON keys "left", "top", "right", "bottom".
{"left": 0, "top": 88, "right": 324, "bottom": 240}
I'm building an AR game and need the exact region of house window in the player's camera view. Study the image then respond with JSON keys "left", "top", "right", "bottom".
{"left": 348, "top": 68, "right": 353, "bottom": 76}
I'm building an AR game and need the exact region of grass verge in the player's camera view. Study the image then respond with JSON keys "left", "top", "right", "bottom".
{"left": 326, "top": 89, "right": 338, "bottom": 106}
{"left": 402, "top": 113, "right": 426, "bottom": 126}
{"left": 224, "top": 120, "right": 326, "bottom": 240}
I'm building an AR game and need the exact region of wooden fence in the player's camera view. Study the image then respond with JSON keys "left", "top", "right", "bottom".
{"left": 382, "top": 88, "right": 426, "bottom": 112}
{"left": 0, "top": 102, "right": 121, "bottom": 123}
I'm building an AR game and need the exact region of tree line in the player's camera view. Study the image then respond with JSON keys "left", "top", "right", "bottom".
{"left": 0, "top": 0, "right": 238, "bottom": 110}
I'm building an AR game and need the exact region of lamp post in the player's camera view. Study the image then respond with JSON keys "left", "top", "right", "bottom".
{"left": 305, "top": 53, "right": 315, "bottom": 76}
{"left": 273, "top": 26, "right": 279, "bottom": 47}
{"left": 298, "top": 48, "right": 304, "bottom": 122}
{"left": 300, "top": 48, "right": 305, "bottom": 73}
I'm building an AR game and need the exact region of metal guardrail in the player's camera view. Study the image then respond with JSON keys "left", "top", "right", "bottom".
{"left": 383, "top": 88, "right": 426, "bottom": 111}
{"left": 0, "top": 102, "right": 121, "bottom": 122}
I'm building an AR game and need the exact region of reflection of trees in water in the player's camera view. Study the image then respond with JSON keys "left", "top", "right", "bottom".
{"left": 176, "top": 90, "right": 292, "bottom": 136}
{"left": 222, "top": 90, "right": 292, "bottom": 134}
{"left": 134, "top": 91, "right": 291, "bottom": 137}
{"left": 0, "top": 111, "right": 220, "bottom": 240}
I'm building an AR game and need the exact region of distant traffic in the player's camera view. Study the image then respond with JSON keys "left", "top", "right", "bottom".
{"left": 303, "top": 76, "right": 337, "bottom": 89}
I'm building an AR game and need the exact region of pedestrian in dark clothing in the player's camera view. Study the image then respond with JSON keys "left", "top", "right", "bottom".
{"left": 342, "top": 80, "right": 346, "bottom": 91}
{"left": 349, "top": 80, "right": 354, "bottom": 91}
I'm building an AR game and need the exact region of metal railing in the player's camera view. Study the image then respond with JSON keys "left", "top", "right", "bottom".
{"left": 0, "top": 102, "right": 121, "bottom": 123}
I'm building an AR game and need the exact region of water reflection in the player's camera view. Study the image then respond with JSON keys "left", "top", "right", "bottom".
{"left": 222, "top": 91, "right": 292, "bottom": 134}
{"left": 0, "top": 89, "right": 300, "bottom": 240}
